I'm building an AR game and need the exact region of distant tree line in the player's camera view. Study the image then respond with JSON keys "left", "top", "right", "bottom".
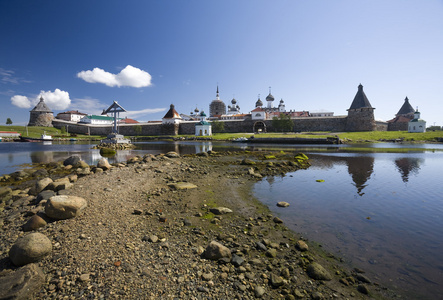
{"left": 211, "top": 120, "right": 225, "bottom": 133}
{"left": 272, "top": 113, "right": 293, "bottom": 132}
{"left": 427, "top": 125, "right": 442, "bottom": 131}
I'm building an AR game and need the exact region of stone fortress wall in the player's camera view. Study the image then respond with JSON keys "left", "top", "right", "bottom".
{"left": 51, "top": 84, "right": 395, "bottom": 135}
{"left": 53, "top": 115, "right": 387, "bottom": 136}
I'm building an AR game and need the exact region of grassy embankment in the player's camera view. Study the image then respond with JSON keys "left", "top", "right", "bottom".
{"left": 176, "top": 131, "right": 443, "bottom": 143}
{"left": 0, "top": 126, "right": 104, "bottom": 140}
{"left": 1, "top": 125, "right": 442, "bottom": 143}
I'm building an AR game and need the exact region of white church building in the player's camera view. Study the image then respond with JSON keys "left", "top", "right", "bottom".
{"left": 408, "top": 109, "right": 426, "bottom": 133}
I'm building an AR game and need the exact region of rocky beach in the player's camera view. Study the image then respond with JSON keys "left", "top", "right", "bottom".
{"left": 0, "top": 150, "right": 399, "bottom": 299}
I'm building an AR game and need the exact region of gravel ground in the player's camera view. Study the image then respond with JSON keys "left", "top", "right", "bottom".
{"left": 0, "top": 150, "right": 400, "bottom": 299}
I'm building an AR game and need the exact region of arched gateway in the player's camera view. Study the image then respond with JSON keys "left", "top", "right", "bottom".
{"left": 253, "top": 121, "right": 266, "bottom": 133}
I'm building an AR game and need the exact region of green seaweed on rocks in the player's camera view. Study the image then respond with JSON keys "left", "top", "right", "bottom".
{"left": 295, "top": 153, "right": 309, "bottom": 161}
{"left": 263, "top": 155, "right": 277, "bottom": 160}
{"left": 99, "top": 148, "right": 116, "bottom": 157}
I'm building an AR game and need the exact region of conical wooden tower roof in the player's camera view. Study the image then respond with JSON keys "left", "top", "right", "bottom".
{"left": 163, "top": 104, "right": 181, "bottom": 119}
{"left": 349, "top": 84, "right": 372, "bottom": 110}
{"left": 31, "top": 96, "right": 52, "bottom": 112}
{"left": 396, "top": 97, "right": 415, "bottom": 116}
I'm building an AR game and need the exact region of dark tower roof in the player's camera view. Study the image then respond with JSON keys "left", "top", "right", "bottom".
{"left": 396, "top": 97, "right": 415, "bottom": 116}
{"left": 163, "top": 104, "right": 181, "bottom": 119}
{"left": 349, "top": 84, "right": 373, "bottom": 110}
{"left": 30, "top": 96, "right": 52, "bottom": 113}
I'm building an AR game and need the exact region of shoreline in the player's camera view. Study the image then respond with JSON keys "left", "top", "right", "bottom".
{"left": 1, "top": 150, "right": 401, "bottom": 298}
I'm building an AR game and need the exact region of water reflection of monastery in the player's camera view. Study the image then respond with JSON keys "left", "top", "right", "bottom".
{"left": 394, "top": 157, "right": 422, "bottom": 183}
{"left": 312, "top": 154, "right": 423, "bottom": 194}
{"left": 345, "top": 156, "right": 374, "bottom": 196}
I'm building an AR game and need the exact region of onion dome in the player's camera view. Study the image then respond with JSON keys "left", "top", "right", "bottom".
{"left": 255, "top": 97, "right": 263, "bottom": 107}
{"left": 266, "top": 93, "right": 275, "bottom": 102}
{"left": 231, "top": 98, "right": 237, "bottom": 105}
{"left": 194, "top": 107, "right": 199, "bottom": 113}
{"left": 280, "top": 98, "right": 284, "bottom": 104}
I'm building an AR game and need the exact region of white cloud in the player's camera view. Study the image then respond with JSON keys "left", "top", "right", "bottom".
{"left": 39, "top": 89, "right": 71, "bottom": 110}
{"left": 10, "top": 88, "right": 71, "bottom": 110}
{"left": 124, "top": 107, "right": 167, "bottom": 119}
{"left": 11, "top": 95, "right": 31, "bottom": 108}
{"left": 77, "top": 65, "right": 152, "bottom": 88}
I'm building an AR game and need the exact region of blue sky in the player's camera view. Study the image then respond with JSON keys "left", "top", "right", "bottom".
{"left": 1, "top": 0, "right": 442, "bottom": 126}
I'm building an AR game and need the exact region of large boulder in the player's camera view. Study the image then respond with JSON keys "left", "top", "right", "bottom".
{"left": 23, "top": 215, "right": 47, "bottom": 232}
{"left": 76, "top": 160, "right": 90, "bottom": 168}
{"left": 63, "top": 156, "right": 81, "bottom": 167}
{"left": 10, "top": 170, "right": 29, "bottom": 180}
{"left": 97, "top": 158, "right": 112, "bottom": 170}
{"left": 0, "top": 263, "right": 45, "bottom": 299}
{"left": 209, "top": 207, "right": 233, "bottom": 215}
{"left": 45, "top": 180, "right": 73, "bottom": 192}
{"left": 35, "top": 190, "right": 56, "bottom": 204}
{"left": 32, "top": 168, "right": 49, "bottom": 178}
{"left": 202, "top": 241, "right": 231, "bottom": 260}
{"left": 0, "top": 187, "right": 13, "bottom": 203}
{"left": 165, "top": 151, "right": 180, "bottom": 158}
{"left": 296, "top": 240, "right": 309, "bottom": 252}
{"left": 9, "top": 233, "right": 52, "bottom": 266}
{"left": 45, "top": 195, "right": 87, "bottom": 220}
{"left": 32, "top": 177, "right": 53, "bottom": 195}
{"left": 76, "top": 167, "right": 91, "bottom": 176}
{"left": 306, "top": 262, "right": 332, "bottom": 281}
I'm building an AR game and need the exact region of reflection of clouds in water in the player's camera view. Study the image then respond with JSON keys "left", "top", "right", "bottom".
{"left": 395, "top": 158, "right": 422, "bottom": 183}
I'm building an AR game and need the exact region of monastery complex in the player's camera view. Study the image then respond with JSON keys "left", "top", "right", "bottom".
{"left": 30, "top": 84, "right": 426, "bottom": 135}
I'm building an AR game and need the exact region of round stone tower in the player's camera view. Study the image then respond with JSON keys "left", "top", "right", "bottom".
{"left": 28, "top": 96, "right": 54, "bottom": 127}
{"left": 345, "top": 84, "right": 376, "bottom": 131}
{"left": 209, "top": 86, "right": 226, "bottom": 117}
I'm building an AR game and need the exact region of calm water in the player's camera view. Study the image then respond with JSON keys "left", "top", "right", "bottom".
{"left": 255, "top": 149, "right": 443, "bottom": 299}
{"left": 0, "top": 140, "right": 221, "bottom": 175}
{"left": 1, "top": 141, "right": 443, "bottom": 298}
